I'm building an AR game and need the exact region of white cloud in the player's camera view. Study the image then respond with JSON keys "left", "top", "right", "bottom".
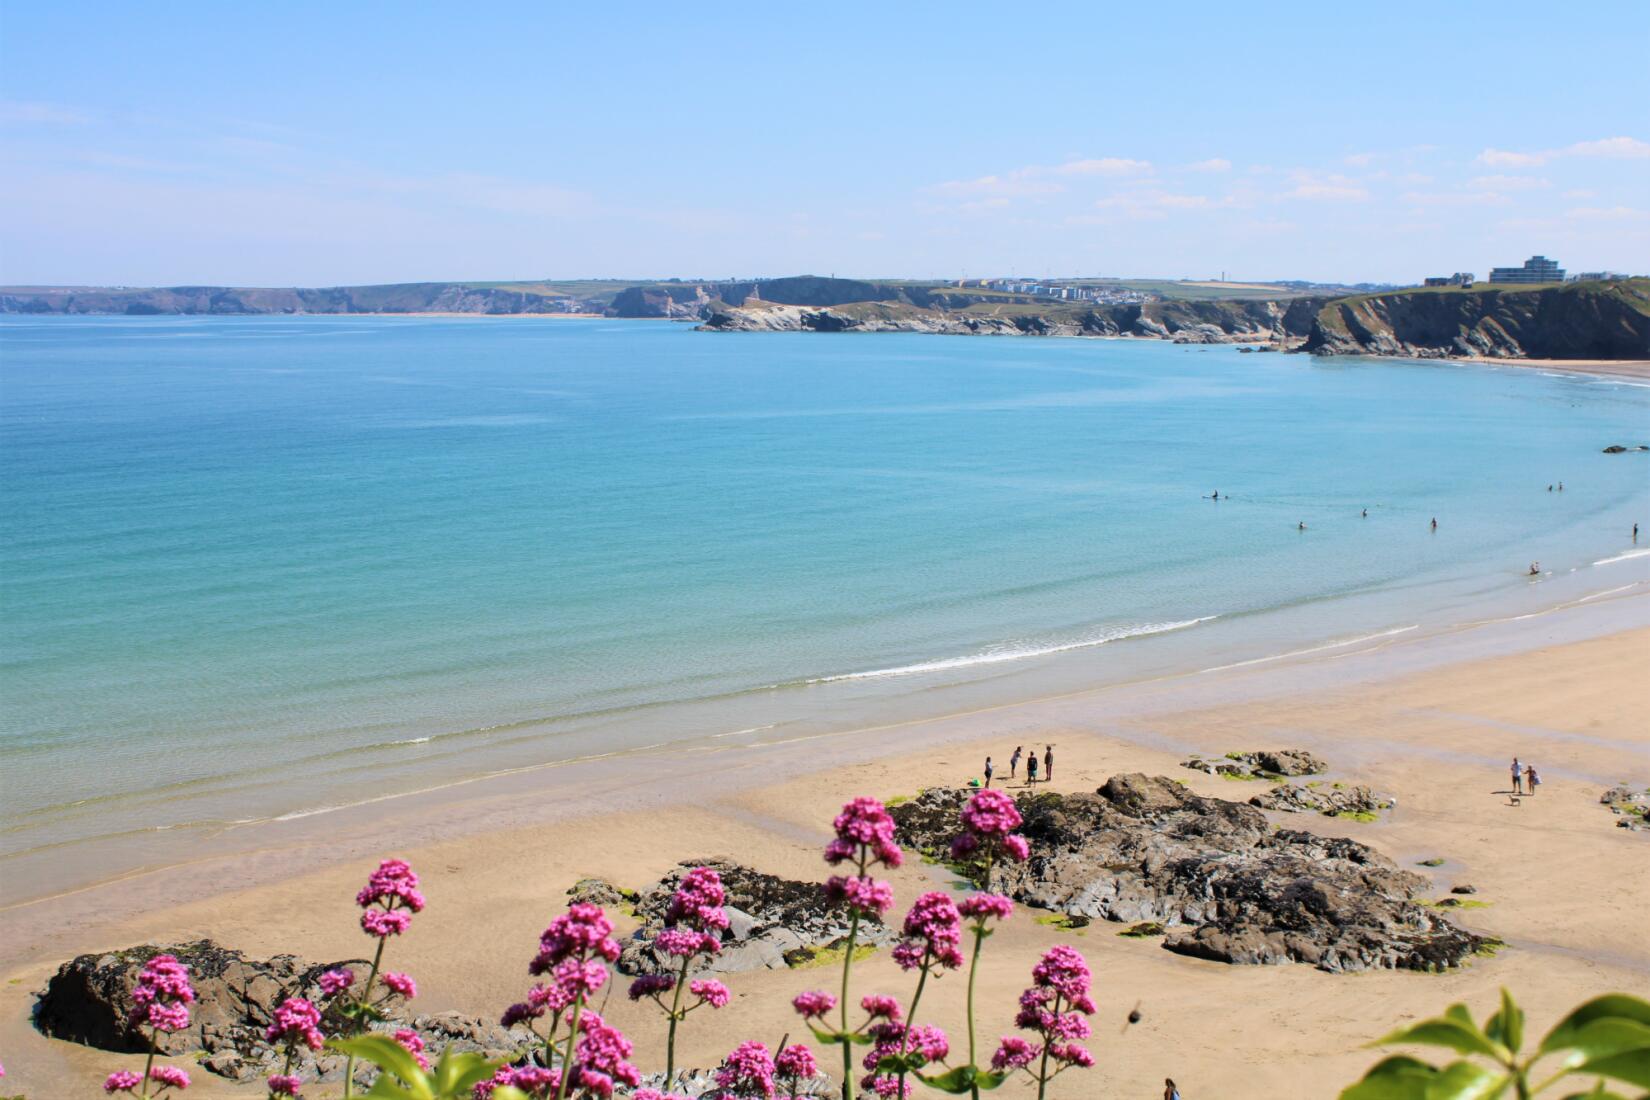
{"left": 1478, "top": 136, "right": 1650, "bottom": 167}
{"left": 1478, "top": 148, "right": 1548, "bottom": 167}
{"left": 1563, "top": 136, "right": 1650, "bottom": 159}
{"left": 1188, "top": 158, "right": 1231, "bottom": 173}
{"left": 1563, "top": 188, "right": 1596, "bottom": 199}
{"left": 1565, "top": 205, "right": 1647, "bottom": 221}
{"left": 1054, "top": 157, "right": 1152, "bottom": 176}
{"left": 929, "top": 174, "right": 1063, "bottom": 198}
{"left": 1343, "top": 152, "right": 1378, "bottom": 167}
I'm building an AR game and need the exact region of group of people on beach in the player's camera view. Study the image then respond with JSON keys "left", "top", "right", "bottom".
{"left": 981, "top": 744, "right": 1054, "bottom": 788}
{"left": 1510, "top": 755, "right": 1542, "bottom": 797}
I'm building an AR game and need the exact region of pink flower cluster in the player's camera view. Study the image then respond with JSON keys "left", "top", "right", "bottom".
{"left": 500, "top": 978, "right": 575, "bottom": 1028}
{"left": 949, "top": 790, "right": 1031, "bottom": 865}
{"left": 666, "top": 866, "right": 730, "bottom": 931}
{"left": 394, "top": 1028, "right": 430, "bottom": 1070}
{"left": 103, "top": 1066, "right": 190, "bottom": 1094}
{"left": 382, "top": 971, "right": 417, "bottom": 998}
{"left": 688, "top": 978, "right": 730, "bottom": 1008}
{"left": 626, "top": 973, "right": 676, "bottom": 1001}
{"left": 129, "top": 953, "right": 195, "bottom": 1033}
{"left": 957, "top": 893, "right": 1015, "bottom": 923}
{"left": 892, "top": 891, "right": 964, "bottom": 972}
{"left": 317, "top": 968, "right": 354, "bottom": 997}
{"left": 356, "top": 859, "right": 425, "bottom": 939}
{"left": 715, "top": 1039, "right": 777, "bottom": 1099}
{"left": 632, "top": 1091, "right": 689, "bottom": 1100}
{"left": 266, "top": 996, "right": 325, "bottom": 1051}
{"left": 992, "top": 945, "right": 1097, "bottom": 1081}
{"left": 862, "top": 1017, "right": 949, "bottom": 1096}
{"left": 791, "top": 990, "right": 837, "bottom": 1019}
{"left": 266, "top": 1073, "right": 303, "bottom": 1096}
{"left": 531, "top": 903, "right": 621, "bottom": 974}
{"left": 569, "top": 1011, "right": 642, "bottom": 1098}
{"left": 654, "top": 927, "right": 720, "bottom": 958}
{"left": 774, "top": 1043, "right": 817, "bottom": 1083}
{"left": 826, "top": 797, "right": 904, "bottom": 869}
{"left": 475, "top": 1063, "right": 561, "bottom": 1099}
{"left": 823, "top": 874, "right": 895, "bottom": 917}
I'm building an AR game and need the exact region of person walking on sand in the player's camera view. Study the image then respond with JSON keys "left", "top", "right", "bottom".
{"left": 1026, "top": 752, "right": 1039, "bottom": 785}
{"left": 1511, "top": 756, "right": 1523, "bottom": 795}
{"left": 1009, "top": 745, "right": 1023, "bottom": 778}
{"left": 1044, "top": 745, "right": 1054, "bottom": 783}
{"left": 983, "top": 756, "right": 994, "bottom": 789}
{"left": 1527, "top": 765, "right": 1541, "bottom": 794}
{"left": 1165, "top": 1079, "right": 1181, "bottom": 1100}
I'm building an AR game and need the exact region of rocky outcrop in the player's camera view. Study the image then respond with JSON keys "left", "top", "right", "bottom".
{"left": 1181, "top": 750, "right": 1327, "bottom": 779}
{"left": 33, "top": 941, "right": 531, "bottom": 1082}
{"left": 618, "top": 859, "right": 894, "bottom": 977}
{"left": 698, "top": 296, "right": 1328, "bottom": 342}
{"left": 891, "top": 779, "right": 1482, "bottom": 973}
{"left": 1301, "top": 279, "right": 1650, "bottom": 360}
{"left": 1601, "top": 785, "right": 1650, "bottom": 832}
{"left": 1248, "top": 782, "right": 1393, "bottom": 818}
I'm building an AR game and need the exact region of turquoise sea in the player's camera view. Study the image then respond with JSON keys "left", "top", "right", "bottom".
{"left": 3, "top": 316, "right": 1648, "bottom": 892}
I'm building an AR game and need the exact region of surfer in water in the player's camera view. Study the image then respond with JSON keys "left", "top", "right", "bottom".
{"left": 1431, "top": 517, "right": 1438, "bottom": 531}
{"left": 1298, "top": 521, "right": 1307, "bottom": 531}
{"left": 1361, "top": 508, "right": 1367, "bottom": 517}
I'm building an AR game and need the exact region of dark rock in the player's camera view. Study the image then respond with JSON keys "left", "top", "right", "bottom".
{"left": 34, "top": 941, "right": 531, "bottom": 1081}
{"left": 567, "top": 877, "right": 633, "bottom": 908}
{"left": 892, "top": 778, "right": 1482, "bottom": 973}
{"left": 1451, "top": 885, "right": 1477, "bottom": 895}
{"left": 1603, "top": 445, "right": 1629, "bottom": 453}
{"left": 1180, "top": 750, "right": 1326, "bottom": 781}
{"left": 1248, "top": 782, "right": 1393, "bottom": 818}
{"left": 618, "top": 859, "right": 893, "bottom": 978}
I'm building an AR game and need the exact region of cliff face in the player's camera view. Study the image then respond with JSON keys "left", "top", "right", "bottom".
{"left": 0, "top": 283, "right": 581, "bottom": 316}
{"left": 1302, "top": 280, "right": 1650, "bottom": 359}
{"left": 698, "top": 296, "right": 1327, "bottom": 342}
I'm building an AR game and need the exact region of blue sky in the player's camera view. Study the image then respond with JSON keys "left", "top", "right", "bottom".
{"left": 2, "top": 1, "right": 1646, "bottom": 286}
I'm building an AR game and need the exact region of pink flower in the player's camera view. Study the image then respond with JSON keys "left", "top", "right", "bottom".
{"left": 666, "top": 866, "right": 729, "bottom": 931}
{"left": 775, "top": 1043, "right": 817, "bottom": 1081}
{"left": 689, "top": 978, "right": 730, "bottom": 1008}
{"left": 627, "top": 973, "right": 676, "bottom": 1000}
{"left": 792, "top": 990, "right": 837, "bottom": 1018}
{"left": 957, "top": 893, "right": 1014, "bottom": 923}
{"left": 571, "top": 1012, "right": 641, "bottom": 1097}
{"left": 1032, "top": 945, "right": 1093, "bottom": 1008}
{"left": 654, "top": 927, "right": 717, "bottom": 957}
{"left": 866, "top": 1076, "right": 909, "bottom": 1098}
{"left": 632, "top": 1091, "right": 690, "bottom": 1100}
{"left": 531, "top": 903, "right": 621, "bottom": 973}
{"left": 360, "top": 908, "right": 412, "bottom": 938}
{"left": 829, "top": 798, "right": 904, "bottom": 869}
{"left": 475, "top": 1064, "right": 563, "bottom": 1099}
{"left": 824, "top": 874, "right": 894, "bottom": 916}
{"left": 356, "top": 859, "right": 426, "bottom": 912}
{"left": 1049, "top": 1042, "right": 1095, "bottom": 1068}
{"left": 894, "top": 891, "right": 964, "bottom": 972}
{"left": 129, "top": 954, "right": 194, "bottom": 1033}
{"left": 860, "top": 994, "right": 902, "bottom": 1021}
{"left": 266, "top": 997, "right": 325, "bottom": 1051}
{"left": 906, "top": 1024, "right": 950, "bottom": 1062}
{"left": 317, "top": 968, "right": 354, "bottom": 997}
{"left": 148, "top": 1065, "right": 190, "bottom": 1090}
{"left": 104, "top": 1070, "right": 142, "bottom": 1093}
{"left": 382, "top": 972, "right": 417, "bottom": 998}
{"left": 990, "top": 1036, "right": 1038, "bottom": 1071}
{"left": 1001, "top": 833, "right": 1031, "bottom": 863}
{"left": 393, "top": 1028, "right": 430, "bottom": 1070}
{"left": 267, "top": 1074, "right": 303, "bottom": 1096}
{"left": 715, "top": 1040, "right": 777, "bottom": 1099}
{"left": 960, "top": 789, "right": 1022, "bottom": 836}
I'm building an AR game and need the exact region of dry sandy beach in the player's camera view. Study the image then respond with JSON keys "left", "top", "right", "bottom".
{"left": 2, "top": 594, "right": 1647, "bottom": 1099}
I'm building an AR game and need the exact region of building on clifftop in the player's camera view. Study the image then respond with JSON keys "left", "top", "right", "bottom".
{"left": 1489, "top": 255, "right": 1565, "bottom": 284}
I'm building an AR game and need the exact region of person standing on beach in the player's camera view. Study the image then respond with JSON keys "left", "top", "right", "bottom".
{"left": 1525, "top": 764, "right": 1539, "bottom": 795}
{"left": 1026, "top": 752, "right": 1039, "bottom": 785}
{"left": 1165, "top": 1079, "right": 1182, "bottom": 1100}
{"left": 1511, "top": 756, "right": 1523, "bottom": 795}
{"left": 1044, "top": 745, "right": 1054, "bottom": 783}
{"left": 983, "top": 756, "right": 994, "bottom": 789}
{"left": 1010, "top": 746, "right": 1023, "bottom": 778}
{"left": 1634, "top": 522, "right": 1639, "bottom": 542}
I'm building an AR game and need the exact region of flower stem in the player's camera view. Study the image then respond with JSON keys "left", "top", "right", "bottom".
{"left": 895, "top": 958, "right": 931, "bottom": 1100}
{"left": 140, "top": 1028, "right": 158, "bottom": 1100}
{"left": 268, "top": 1047, "right": 294, "bottom": 1100}
{"left": 966, "top": 924, "right": 986, "bottom": 1100}
{"left": 344, "top": 935, "right": 388, "bottom": 1100}
{"left": 838, "top": 849, "right": 868, "bottom": 1100}
{"left": 1034, "top": 992, "right": 1062, "bottom": 1100}
{"left": 553, "top": 993, "right": 586, "bottom": 1100}
{"left": 665, "top": 953, "right": 692, "bottom": 1084}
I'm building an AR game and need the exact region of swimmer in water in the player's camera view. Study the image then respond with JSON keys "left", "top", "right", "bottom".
{"left": 1529, "top": 562, "right": 1540, "bottom": 576}
{"left": 1298, "top": 521, "right": 1307, "bottom": 530}
{"left": 1361, "top": 508, "right": 1367, "bottom": 518}
{"left": 1431, "top": 517, "right": 1438, "bottom": 531}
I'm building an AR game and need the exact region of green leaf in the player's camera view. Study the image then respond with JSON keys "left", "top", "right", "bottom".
{"left": 1556, "top": 1082, "right": 1633, "bottom": 1100}
{"left": 1556, "top": 1020, "right": 1650, "bottom": 1080}
{"left": 490, "top": 1089, "right": 533, "bottom": 1100}
{"left": 364, "top": 1078, "right": 422, "bottom": 1100}
{"left": 1575, "top": 1047, "right": 1650, "bottom": 1090}
{"left": 915, "top": 1065, "right": 980, "bottom": 1093}
{"left": 1541, "top": 997, "right": 1650, "bottom": 1056}
{"left": 328, "top": 1035, "right": 430, "bottom": 1095}
{"left": 431, "top": 1048, "right": 498, "bottom": 1097}
{"left": 1427, "top": 1060, "right": 1511, "bottom": 1099}
{"left": 1340, "top": 1055, "right": 1439, "bottom": 1100}
{"left": 1373, "top": 1016, "right": 1505, "bottom": 1060}
{"left": 1486, "top": 990, "right": 1524, "bottom": 1055}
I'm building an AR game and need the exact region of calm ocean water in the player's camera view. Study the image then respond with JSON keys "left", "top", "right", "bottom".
{"left": 3, "top": 315, "right": 1648, "bottom": 886}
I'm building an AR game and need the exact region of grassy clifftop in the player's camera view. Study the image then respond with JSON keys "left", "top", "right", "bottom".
{"left": 1303, "top": 279, "right": 1650, "bottom": 359}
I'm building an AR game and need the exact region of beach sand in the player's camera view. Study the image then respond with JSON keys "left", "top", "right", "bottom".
{"left": 2, "top": 604, "right": 1647, "bottom": 1098}
{"left": 1455, "top": 357, "right": 1650, "bottom": 381}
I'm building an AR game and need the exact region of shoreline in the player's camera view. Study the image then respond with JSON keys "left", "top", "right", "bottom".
{"left": 2, "top": 590, "right": 1646, "bottom": 1098}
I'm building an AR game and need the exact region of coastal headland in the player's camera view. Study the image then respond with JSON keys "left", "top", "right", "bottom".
{"left": 3, "top": 589, "right": 1646, "bottom": 1098}
{"left": 7, "top": 275, "right": 1648, "bottom": 363}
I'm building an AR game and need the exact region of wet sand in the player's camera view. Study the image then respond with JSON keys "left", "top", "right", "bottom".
{"left": 2, "top": 594, "right": 1647, "bottom": 1098}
